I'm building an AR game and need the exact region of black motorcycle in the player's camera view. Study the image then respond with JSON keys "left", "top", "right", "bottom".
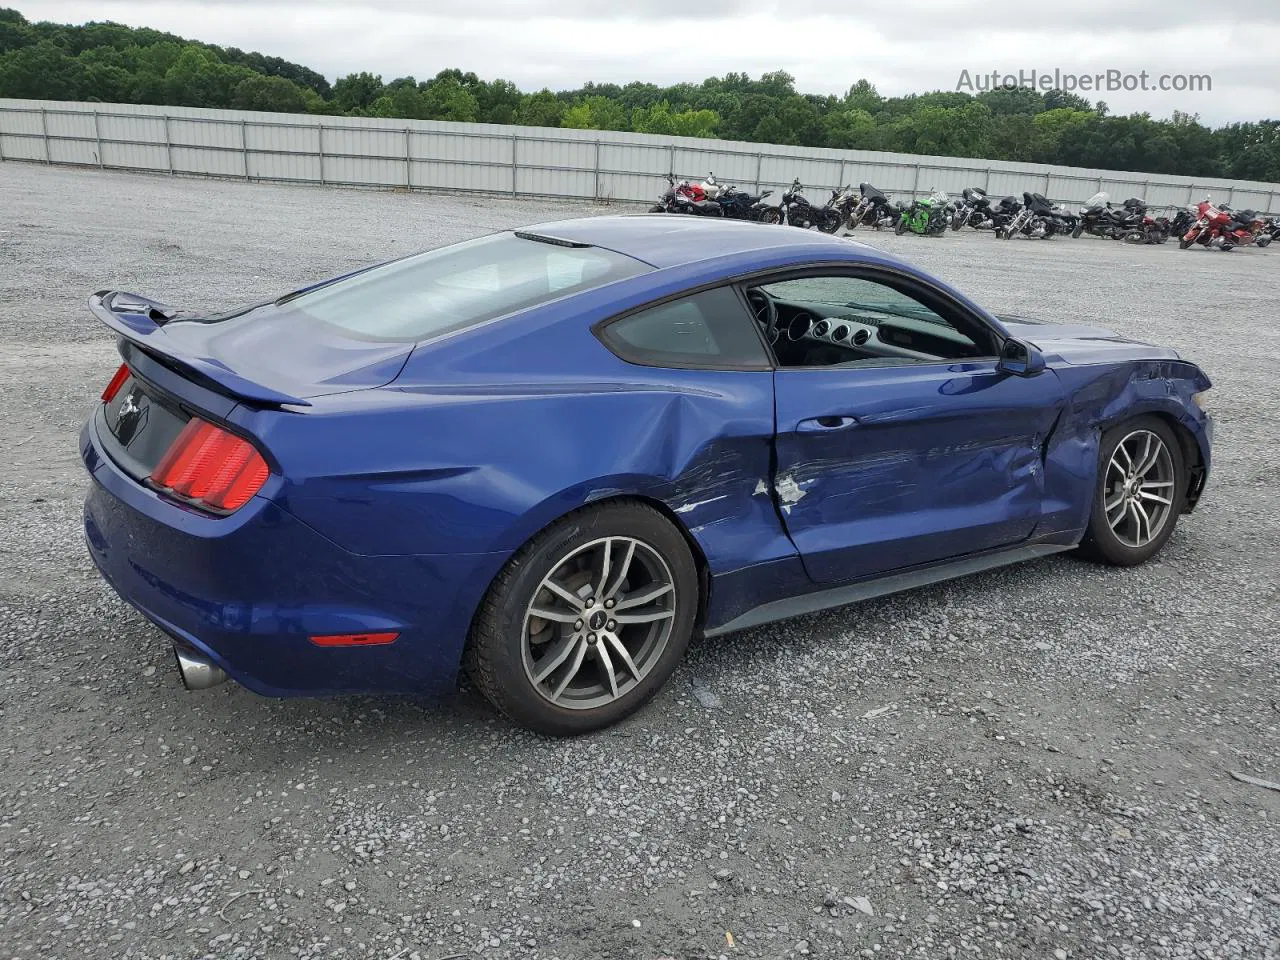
{"left": 717, "top": 185, "right": 780, "bottom": 223}
{"left": 999, "top": 192, "right": 1070, "bottom": 239}
{"left": 1074, "top": 192, "right": 1125, "bottom": 239}
{"left": 780, "top": 179, "right": 842, "bottom": 233}
{"left": 950, "top": 186, "right": 990, "bottom": 230}
{"left": 843, "top": 182, "right": 897, "bottom": 231}
{"left": 1110, "top": 197, "right": 1153, "bottom": 241}
{"left": 984, "top": 195, "right": 1022, "bottom": 234}
{"left": 1167, "top": 207, "right": 1197, "bottom": 241}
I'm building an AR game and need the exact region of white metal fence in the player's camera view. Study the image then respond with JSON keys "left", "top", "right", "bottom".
{"left": 2, "top": 98, "right": 1278, "bottom": 215}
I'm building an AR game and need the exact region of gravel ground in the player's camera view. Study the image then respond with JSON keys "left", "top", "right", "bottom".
{"left": 0, "top": 164, "right": 1277, "bottom": 960}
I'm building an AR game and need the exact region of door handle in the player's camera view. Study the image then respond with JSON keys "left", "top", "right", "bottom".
{"left": 797, "top": 415, "right": 859, "bottom": 432}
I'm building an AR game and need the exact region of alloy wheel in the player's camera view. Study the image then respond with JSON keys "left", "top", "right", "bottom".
{"left": 521, "top": 537, "right": 677, "bottom": 710}
{"left": 1103, "top": 429, "right": 1176, "bottom": 548}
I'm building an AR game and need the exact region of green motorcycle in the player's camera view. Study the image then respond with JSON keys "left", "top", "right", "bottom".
{"left": 894, "top": 189, "right": 954, "bottom": 236}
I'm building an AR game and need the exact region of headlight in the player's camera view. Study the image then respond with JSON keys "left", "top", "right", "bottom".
{"left": 1192, "top": 390, "right": 1210, "bottom": 410}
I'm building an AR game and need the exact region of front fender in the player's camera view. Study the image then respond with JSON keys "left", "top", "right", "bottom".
{"left": 1036, "top": 359, "right": 1212, "bottom": 538}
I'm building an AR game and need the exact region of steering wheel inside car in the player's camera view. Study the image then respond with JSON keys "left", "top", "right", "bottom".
{"left": 746, "top": 290, "right": 778, "bottom": 344}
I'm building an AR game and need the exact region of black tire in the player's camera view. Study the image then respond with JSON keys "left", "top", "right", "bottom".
{"left": 465, "top": 501, "right": 698, "bottom": 736}
{"left": 647, "top": 205, "right": 665, "bottom": 213}
{"left": 1179, "top": 236, "right": 1194, "bottom": 250}
{"left": 1256, "top": 235, "right": 1271, "bottom": 248}
{"left": 1072, "top": 222, "right": 1084, "bottom": 239}
{"left": 894, "top": 216, "right": 908, "bottom": 236}
{"left": 1077, "top": 416, "right": 1186, "bottom": 567}
{"left": 758, "top": 207, "right": 781, "bottom": 225}
{"left": 817, "top": 209, "right": 842, "bottom": 234}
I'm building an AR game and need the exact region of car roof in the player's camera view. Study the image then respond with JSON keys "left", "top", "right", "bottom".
{"left": 516, "top": 215, "right": 896, "bottom": 271}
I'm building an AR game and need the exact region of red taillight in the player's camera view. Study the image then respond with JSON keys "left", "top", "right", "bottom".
{"left": 150, "top": 417, "right": 269, "bottom": 512}
{"left": 309, "top": 632, "right": 399, "bottom": 647}
{"left": 102, "top": 363, "right": 131, "bottom": 403}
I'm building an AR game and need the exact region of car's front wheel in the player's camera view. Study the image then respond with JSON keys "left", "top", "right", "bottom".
{"left": 1079, "top": 416, "right": 1186, "bottom": 566}
{"left": 466, "top": 502, "right": 698, "bottom": 735}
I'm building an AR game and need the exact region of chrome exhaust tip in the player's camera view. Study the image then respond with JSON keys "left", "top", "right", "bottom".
{"left": 174, "top": 647, "right": 228, "bottom": 691}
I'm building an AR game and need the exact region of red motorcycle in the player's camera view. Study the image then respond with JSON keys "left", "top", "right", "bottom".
{"left": 1180, "top": 199, "right": 1271, "bottom": 251}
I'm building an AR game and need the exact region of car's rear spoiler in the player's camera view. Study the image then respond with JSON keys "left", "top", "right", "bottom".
{"left": 87, "top": 291, "right": 311, "bottom": 408}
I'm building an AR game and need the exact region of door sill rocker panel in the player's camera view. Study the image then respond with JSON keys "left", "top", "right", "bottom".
{"left": 704, "top": 542, "right": 1074, "bottom": 637}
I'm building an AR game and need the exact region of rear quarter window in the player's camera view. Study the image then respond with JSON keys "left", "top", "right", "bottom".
{"left": 598, "top": 288, "right": 771, "bottom": 370}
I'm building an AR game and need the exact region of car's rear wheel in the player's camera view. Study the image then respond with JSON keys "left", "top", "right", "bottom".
{"left": 466, "top": 501, "right": 698, "bottom": 735}
{"left": 1078, "top": 416, "right": 1186, "bottom": 566}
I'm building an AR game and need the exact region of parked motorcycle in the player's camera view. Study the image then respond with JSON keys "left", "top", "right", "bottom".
{"left": 950, "top": 186, "right": 990, "bottom": 230}
{"left": 1120, "top": 202, "right": 1172, "bottom": 245}
{"left": 1074, "top": 192, "right": 1124, "bottom": 239}
{"left": 999, "top": 192, "right": 1069, "bottom": 239}
{"left": 780, "top": 179, "right": 842, "bottom": 232}
{"left": 843, "top": 182, "right": 897, "bottom": 231}
{"left": 716, "top": 185, "right": 780, "bottom": 223}
{"left": 1108, "top": 197, "right": 1159, "bottom": 243}
{"left": 894, "top": 189, "right": 953, "bottom": 236}
{"left": 1050, "top": 201, "right": 1080, "bottom": 237}
{"left": 984, "top": 195, "right": 1022, "bottom": 233}
{"left": 648, "top": 173, "right": 723, "bottom": 216}
{"left": 1167, "top": 206, "right": 1197, "bottom": 240}
{"left": 1179, "top": 198, "right": 1270, "bottom": 250}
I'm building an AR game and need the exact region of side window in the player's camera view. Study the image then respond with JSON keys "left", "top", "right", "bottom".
{"left": 599, "top": 287, "right": 770, "bottom": 369}
{"left": 748, "top": 274, "right": 995, "bottom": 369}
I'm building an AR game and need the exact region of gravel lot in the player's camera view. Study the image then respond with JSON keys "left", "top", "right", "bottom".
{"left": 1, "top": 163, "right": 1277, "bottom": 960}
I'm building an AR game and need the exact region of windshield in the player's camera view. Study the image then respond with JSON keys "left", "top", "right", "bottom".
{"left": 275, "top": 232, "right": 652, "bottom": 342}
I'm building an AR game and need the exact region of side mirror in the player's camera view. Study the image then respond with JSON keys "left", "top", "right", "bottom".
{"left": 997, "top": 338, "right": 1046, "bottom": 377}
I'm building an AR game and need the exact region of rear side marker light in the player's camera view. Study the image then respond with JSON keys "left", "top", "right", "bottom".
{"left": 102, "top": 363, "right": 131, "bottom": 403}
{"left": 309, "top": 632, "right": 400, "bottom": 648}
{"left": 150, "top": 417, "right": 269, "bottom": 512}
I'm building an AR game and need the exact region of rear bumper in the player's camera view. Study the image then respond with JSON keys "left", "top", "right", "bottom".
{"left": 81, "top": 416, "right": 504, "bottom": 698}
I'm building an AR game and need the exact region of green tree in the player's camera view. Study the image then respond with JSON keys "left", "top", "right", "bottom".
{"left": 514, "top": 89, "right": 565, "bottom": 127}
{"left": 477, "top": 78, "right": 522, "bottom": 124}
{"left": 561, "top": 95, "right": 627, "bottom": 131}
{"left": 0, "top": 39, "right": 86, "bottom": 99}
{"left": 333, "top": 71, "right": 383, "bottom": 112}
{"left": 1031, "top": 107, "right": 1091, "bottom": 162}
{"left": 160, "top": 46, "right": 252, "bottom": 107}
{"left": 1229, "top": 141, "right": 1280, "bottom": 182}
{"left": 231, "top": 73, "right": 311, "bottom": 112}
{"left": 420, "top": 77, "right": 479, "bottom": 122}
{"left": 978, "top": 86, "right": 1044, "bottom": 117}
{"left": 823, "top": 108, "right": 877, "bottom": 149}
{"left": 841, "top": 79, "right": 883, "bottom": 114}
{"left": 0, "top": 6, "right": 30, "bottom": 55}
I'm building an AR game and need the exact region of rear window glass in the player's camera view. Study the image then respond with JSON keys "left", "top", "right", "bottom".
{"left": 277, "top": 232, "right": 651, "bottom": 341}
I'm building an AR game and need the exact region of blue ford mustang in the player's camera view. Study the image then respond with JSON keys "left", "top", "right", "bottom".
{"left": 81, "top": 216, "right": 1212, "bottom": 734}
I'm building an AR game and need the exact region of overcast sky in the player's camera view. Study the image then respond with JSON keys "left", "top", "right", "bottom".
{"left": 17, "top": 1, "right": 1280, "bottom": 124}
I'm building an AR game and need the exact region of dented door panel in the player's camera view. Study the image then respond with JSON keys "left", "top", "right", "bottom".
{"left": 773, "top": 361, "right": 1067, "bottom": 584}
